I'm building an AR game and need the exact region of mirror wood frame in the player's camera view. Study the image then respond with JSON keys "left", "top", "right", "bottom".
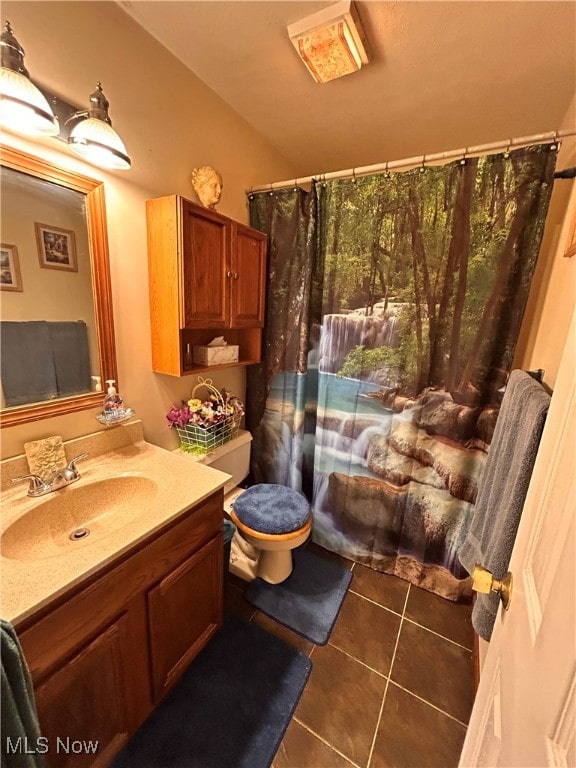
{"left": 0, "top": 146, "right": 117, "bottom": 428}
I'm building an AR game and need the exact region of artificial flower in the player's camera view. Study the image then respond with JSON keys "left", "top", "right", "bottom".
{"left": 167, "top": 388, "right": 244, "bottom": 431}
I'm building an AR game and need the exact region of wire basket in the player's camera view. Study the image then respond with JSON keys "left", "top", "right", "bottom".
{"left": 175, "top": 378, "right": 240, "bottom": 455}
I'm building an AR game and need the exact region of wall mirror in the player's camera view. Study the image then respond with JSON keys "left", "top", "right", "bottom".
{"left": 0, "top": 146, "right": 117, "bottom": 427}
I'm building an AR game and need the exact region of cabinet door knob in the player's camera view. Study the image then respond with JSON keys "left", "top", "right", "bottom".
{"left": 226, "top": 270, "right": 233, "bottom": 278}
{"left": 233, "top": 272, "right": 239, "bottom": 279}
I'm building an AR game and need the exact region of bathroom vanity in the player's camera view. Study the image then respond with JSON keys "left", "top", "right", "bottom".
{"left": 0, "top": 421, "right": 230, "bottom": 768}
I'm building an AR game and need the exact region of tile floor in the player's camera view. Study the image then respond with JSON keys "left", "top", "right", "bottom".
{"left": 224, "top": 542, "right": 476, "bottom": 768}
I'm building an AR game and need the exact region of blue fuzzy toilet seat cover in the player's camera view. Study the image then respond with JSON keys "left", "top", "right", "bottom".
{"left": 233, "top": 484, "right": 310, "bottom": 535}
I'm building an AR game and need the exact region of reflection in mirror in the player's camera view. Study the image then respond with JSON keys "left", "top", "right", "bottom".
{"left": 0, "top": 147, "right": 117, "bottom": 427}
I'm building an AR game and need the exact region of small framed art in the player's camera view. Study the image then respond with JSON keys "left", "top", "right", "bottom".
{"left": 35, "top": 223, "right": 78, "bottom": 272}
{"left": 0, "top": 243, "right": 23, "bottom": 292}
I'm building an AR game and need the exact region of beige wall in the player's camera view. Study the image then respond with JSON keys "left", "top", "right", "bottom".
{"left": 0, "top": 1, "right": 296, "bottom": 458}
{"left": 514, "top": 94, "right": 576, "bottom": 389}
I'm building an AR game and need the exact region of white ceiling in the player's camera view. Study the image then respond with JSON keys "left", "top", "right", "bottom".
{"left": 119, "top": 1, "right": 576, "bottom": 178}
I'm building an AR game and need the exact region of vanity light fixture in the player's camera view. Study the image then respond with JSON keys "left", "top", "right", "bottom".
{"left": 287, "top": 0, "right": 369, "bottom": 84}
{"left": 0, "top": 21, "right": 59, "bottom": 136}
{"left": 67, "top": 83, "right": 131, "bottom": 171}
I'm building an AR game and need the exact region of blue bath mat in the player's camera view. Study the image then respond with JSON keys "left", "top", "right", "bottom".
{"left": 109, "top": 614, "right": 311, "bottom": 768}
{"left": 246, "top": 548, "right": 353, "bottom": 645}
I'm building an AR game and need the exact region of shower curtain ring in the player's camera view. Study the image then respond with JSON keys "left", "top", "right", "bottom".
{"left": 550, "top": 131, "right": 559, "bottom": 151}
{"left": 384, "top": 161, "right": 390, "bottom": 178}
{"left": 460, "top": 148, "right": 468, "bottom": 166}
{"left": 351, "top": 168, "right": 357, "bottom": 183}
{"left": 269, "top": 183, "right": 274, "bottom": 196}
{"left": 420, "top": 155, "right": 427, "bottom": 173}
{"left": 504, "top": 140, "right": 512, "bottom": 159}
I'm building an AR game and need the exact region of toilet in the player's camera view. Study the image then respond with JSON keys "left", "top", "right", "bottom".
{"left": 203, "top": 431, "right": 312, "bottom": 583}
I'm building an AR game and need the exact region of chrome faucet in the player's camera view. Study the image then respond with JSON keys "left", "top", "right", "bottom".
{"left": 12, "top": 453, "right": 89, "bottom": 497}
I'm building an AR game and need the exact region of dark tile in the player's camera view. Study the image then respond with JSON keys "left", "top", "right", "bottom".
{"left": 251, "top": 611, "right": 314, "bottom": 656}
{"left": 405, "top": 585, "right": 474, "bottom": 649}
{"left": 330, "top": 591, "right": 401, "bottom": 674}
{"left": 391, "top": 621, "right": 474, "bottom": 724}
{"left": 370, "top": 683, "right": 467, "bottom": 768}
{"left": 350, "top": 564, "right": 409, "bottom": 614}
{"left": 272, "top": 720, "right": 355, "bottom": 768}
{"left": 306, "top": 541, "right": 355, "bottom": 570}
{"left": 223, "top": 583, "right": 255, "bottom": 622}
{"left": 295, "top": 643, "right": 386, "bottom": 766}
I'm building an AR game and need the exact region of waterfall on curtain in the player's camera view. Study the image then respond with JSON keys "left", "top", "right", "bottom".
{"left": 247, "top": 145, "right": 556, "bottom": 599}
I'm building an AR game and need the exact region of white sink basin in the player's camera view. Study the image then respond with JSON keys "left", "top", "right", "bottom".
{"left": 1, "top": 475, "right": 159, "bottom": 561}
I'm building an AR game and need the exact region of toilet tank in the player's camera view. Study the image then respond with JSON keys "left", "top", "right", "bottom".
{"left": 202, "top": 430, "right": 252, "bottom": 496}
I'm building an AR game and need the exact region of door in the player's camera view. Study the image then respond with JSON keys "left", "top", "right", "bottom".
{"left": 33, "top": 614, "right": 135, "bottom": 768}
{"left": 230, "top": 222, "right": 266, "bottom": 328}
{"left": 181, "top": 200, "right": 229, "bottom": 328}
{"left": 147, "top": 535, "right": 223, "bottom": 701}
{"left": 460, "top": 309, "right": 575, "bottom": 768}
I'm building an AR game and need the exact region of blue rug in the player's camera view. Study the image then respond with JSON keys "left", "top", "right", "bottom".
{"left": 246, "top": 548, "right": 353, "bottom": 645}
{"left": 109, "top": 614, "right": 311, "bottom": 768}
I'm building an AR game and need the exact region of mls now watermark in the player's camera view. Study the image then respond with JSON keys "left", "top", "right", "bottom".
{"left": 4, "top": 736, "right": 99, "bottom": 756}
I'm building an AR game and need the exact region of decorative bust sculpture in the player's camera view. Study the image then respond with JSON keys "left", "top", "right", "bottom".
{"left": 191, "top": 166, "right": 223, "bottom": 209}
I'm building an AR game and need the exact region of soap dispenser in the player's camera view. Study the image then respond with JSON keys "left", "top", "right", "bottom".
{"left": 103, "top": 379, "right": 124, "bottom": 418}
{"left": 96, "top": 379, "right": 134, "bottom": 426}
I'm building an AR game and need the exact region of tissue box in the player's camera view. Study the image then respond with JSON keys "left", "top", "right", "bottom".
{"left": 192, "top": 345, "right": 239, "bottom": 365}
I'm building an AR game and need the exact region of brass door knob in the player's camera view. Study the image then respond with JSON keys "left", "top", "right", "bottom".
{"left": 472, "top": 565, "right": 513, "bottom": 611}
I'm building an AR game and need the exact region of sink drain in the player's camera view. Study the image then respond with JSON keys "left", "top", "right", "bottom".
{"left": 69, "top": 527, "right": 90, "bottom": 541}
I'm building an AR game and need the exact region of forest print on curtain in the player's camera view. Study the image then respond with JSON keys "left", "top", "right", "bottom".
{"left": 247, "top": 145, "right": 556, "bottom": 599}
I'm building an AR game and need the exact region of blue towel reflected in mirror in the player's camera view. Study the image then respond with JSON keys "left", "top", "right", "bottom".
{"left": 1, "top": 321, "right": 91, "bottom": 407}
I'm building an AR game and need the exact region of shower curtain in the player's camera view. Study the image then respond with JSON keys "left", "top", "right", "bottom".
{"left": 247, "top": 145, "right": 556, "bottom": 599}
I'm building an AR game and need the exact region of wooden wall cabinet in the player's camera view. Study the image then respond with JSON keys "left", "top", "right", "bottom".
{"left": 147, "top": 195, "right": 267, "bottom": 376}
{"left": 17, "top": 492, "right": 224, "bottom": 768}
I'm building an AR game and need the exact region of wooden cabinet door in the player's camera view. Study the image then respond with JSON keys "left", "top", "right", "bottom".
{"left": 230, "top": 222, "right": 266, "bottom": 328}
{"left": 181, "top": 201, "right": 229, "bottom": 329}
{"left": 33, "top": 613, "right": 137, "bottom": 768}
{"left": 147, "top": 535, "right": 223, "bottom": 701}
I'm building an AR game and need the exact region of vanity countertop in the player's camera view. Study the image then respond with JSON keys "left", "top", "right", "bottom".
{"left": 0, "top": 425, "right": 230, "bottom": 625}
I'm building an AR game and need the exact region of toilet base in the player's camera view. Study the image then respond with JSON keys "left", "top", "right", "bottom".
{"left": 228, "top": 529, "right": 310, "bottom": 584}
{"left": 228, "top": 542, "right": 294, "bottom": 585}
{"left": 229, "top": 531, "right": 259, "bottom": 582}
{"left": 257, "top": 549, "right": 294, "bottom": 584}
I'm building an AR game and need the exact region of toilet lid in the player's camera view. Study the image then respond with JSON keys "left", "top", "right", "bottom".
{"left": 233, "top": 484, "right": 310, "bottom": 535}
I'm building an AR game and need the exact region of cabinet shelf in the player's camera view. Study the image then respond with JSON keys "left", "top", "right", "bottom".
{"left": 181, "top": 358, "right": 261, "bottom": 375}
{"left": 180, "top": 327, "right": 262, "bottom": 375}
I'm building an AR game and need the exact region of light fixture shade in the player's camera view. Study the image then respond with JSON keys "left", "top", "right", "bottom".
{"left": 67, "top": 83, "right": 131, "bottom": 170}
{"left": 0, "top": 22, "right": 58, "bottom": 135}
{"left": 288, "top": 0, "right": 369, "bottom": 84}
{"left": 68, "top": 117, "right": 131, "bottom": 170}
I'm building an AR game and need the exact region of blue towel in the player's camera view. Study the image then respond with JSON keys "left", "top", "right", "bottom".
{"left": 458, "top": 370, "right": 549, "bottom": 640}
{"left": 47, "top": 321, "right": 91, "bottom": 397}
{"left": 1, "top": 620, "right": 46, "bottom": 768}
{"left": 0, "top": 321, "right": 91, "bottom": 406}
{"left": 0, "top": 322, "right": 57, "bottom": 407}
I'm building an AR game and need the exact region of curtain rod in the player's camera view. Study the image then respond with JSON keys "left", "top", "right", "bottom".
{"left": 247, "top": 129, "right": 576, "bottom": 195}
